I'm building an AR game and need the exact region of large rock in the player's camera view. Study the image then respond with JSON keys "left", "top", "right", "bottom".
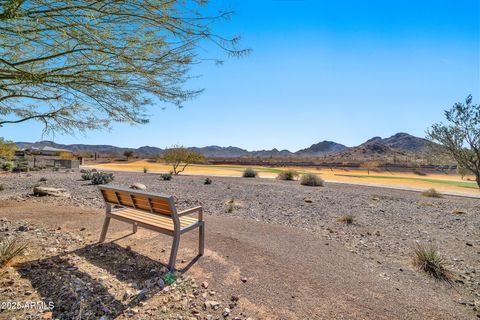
{"left": 33, "top": 186, "right": 71, "bottom": 197}
{"left": 130, "top": 183, "right": 147, "bottom": 190}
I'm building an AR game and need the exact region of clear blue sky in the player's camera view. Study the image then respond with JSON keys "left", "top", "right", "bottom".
{"left": 2, "top": 0, "right": 479, "bottom": 151}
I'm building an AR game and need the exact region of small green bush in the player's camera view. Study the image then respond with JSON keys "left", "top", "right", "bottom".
{"left": 411, "top": 243, "right": 451, "bottom": 282}
{"left": 81, "top": 170, "right": 94, "bottom": 180}
{"left": 277, "top": 170, "right": 299, "bottom": 181}
{"left": 0, "top": 184, "right": 4, "bottom": 191}
{"left": 160, "top": 172, "right": 172, "bottom": 181}
{"left": 422, "top": 188, "right": 443, "bottom": 198}
{"left": 338, "top": 215, "right": 354, "bottom": 224}
{"left": 204, "top": 178, "right": 212, "bottom": 185}
{"left": 143, "top": 167, "right": 148, "bottom": 173}
{"left": 300, "top": 173, "right": 324, "bottom": 187}
{"left": 2, "top": 162, "right": 14, "bottom": 171}
{"left": 242, "top": 168, "right": 258, "bottom": 178}
{"left": 91, "top": 172, "right": 114, "bottom": 185}
{"left": 0, "top": 237, "right": 27, "bottom": 267}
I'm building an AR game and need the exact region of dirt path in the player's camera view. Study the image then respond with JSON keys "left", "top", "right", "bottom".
{"left": 0, "top": 201, "right": 472, "bottom": 319}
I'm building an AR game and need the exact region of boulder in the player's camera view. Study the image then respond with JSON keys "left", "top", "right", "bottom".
{"left": 130, "top": 183, "right": 147, "bottom": 190}
{"left": 33, "top": 186, "right": 71, "bottom": 197}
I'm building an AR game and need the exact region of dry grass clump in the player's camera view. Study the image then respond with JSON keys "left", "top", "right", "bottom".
{"left": 411, "top": 242, "right": 452, "bottom": 283}
{"left": 421, "top": 188, "right": 443, "bottom": 198}
{"left": 451, "top": 209, "right": 466, "bottom": 214}
{"left": 0, "top": 237, "right": 27, "bottom": 267}
{"left": 300, "top": 173, "right": 324, "bottom": 187}
{"left": 226, "top": 198, "right": 236, "bottom": 213}
{"left": 277, "top": 170, "right": 299, "bottom": 181}
{"left": 338, "top": 215, "right": 354, "bottom": 225}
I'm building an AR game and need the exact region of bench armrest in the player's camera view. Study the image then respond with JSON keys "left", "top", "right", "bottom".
{"left": 178, "top": 206, "right": 203, "bottom": 220}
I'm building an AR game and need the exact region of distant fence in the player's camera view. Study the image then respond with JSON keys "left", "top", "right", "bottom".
{"left": 29, "top": 158, "right": 80, "bottom": 169}
{"left": 206, "top": 159, "right": 456, "bottom": 173}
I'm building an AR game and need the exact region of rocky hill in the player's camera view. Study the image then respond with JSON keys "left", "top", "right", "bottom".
{"left": 16, "top": 132, "right": 433, "bottom": 160}
{"left": 295, "top": 141, "right": 348, "bottom": 157}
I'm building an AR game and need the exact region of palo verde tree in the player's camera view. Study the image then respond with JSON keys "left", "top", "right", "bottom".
{"left": 427, "top": 95, "right": 480, "bottom": 188}
{"left": 0, "top": 137, "right": 16, "bottom": 160}
{"left": 123, "top": 150, "right": 134, "bottom": 161}
{"left": 0, "top": 1, "right": 248, "bottom": 135}
{"left": 162, "top": 145, "right": 204, "bottom": 175}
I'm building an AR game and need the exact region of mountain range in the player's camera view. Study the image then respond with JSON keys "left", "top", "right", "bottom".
{"left": 16, "top": 132, "right": 432, "bottom": 159}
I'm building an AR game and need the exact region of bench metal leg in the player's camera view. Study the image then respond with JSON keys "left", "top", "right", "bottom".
{"left": 168, "top": 234, "right": 180, "bottom": 270}
{"left": 99, "top": 215, "right": 111, "bottom": 243}
{"left": 199, "top": 222, "right": 205, "bottom": 256}
{"left": 132, "top": 223, "right": 138, "bottom": 234}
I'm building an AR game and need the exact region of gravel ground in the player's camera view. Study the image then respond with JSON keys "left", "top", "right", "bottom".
{"left": 1, "top": 169, "right": 479, "bottom": 316}
{"left": 0, "top": 218, "right": 246, "bottom": 320}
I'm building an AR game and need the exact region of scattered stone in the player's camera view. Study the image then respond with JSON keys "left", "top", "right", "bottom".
{"left": 241, "top": 277, "right": 248, "bottom": 283}
{"left": 201, "top": 281, "right": 209, "bottom": 289}
{"left": 43, "top": 312, "right": 53, "bottom": 319}
{"left": 33, "top": 186, "right": 71, "bottom": 198}
{"left": 223, "top": 308, "right": 231, "bottom": 317}
{"left": 130, "top": 183, "right": 147, "bottom": 190}
{"left": 16, "top": 225, "right": 29, "bottom": 232}
{"left": 205, "top": 300, "right": 220, "bottom": 310}
{"left": 303, "top": 197, "right": 313, "bottom": 203}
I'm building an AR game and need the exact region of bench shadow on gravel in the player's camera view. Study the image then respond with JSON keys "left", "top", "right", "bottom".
{"left": 16, "top": 243, "right": 168, "bottom": 319}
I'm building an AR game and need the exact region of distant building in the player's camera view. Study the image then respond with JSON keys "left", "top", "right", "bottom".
{"left": 18, "top": 146, "right": 74, "bottom": 157}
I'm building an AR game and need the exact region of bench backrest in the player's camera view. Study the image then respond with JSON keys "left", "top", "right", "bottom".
{"left": 98, "top": 186, "right": 178, "bottom": 218}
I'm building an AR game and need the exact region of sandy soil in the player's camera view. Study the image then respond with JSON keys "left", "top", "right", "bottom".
{"left": 0, "top": 171, "right": 479, "bottom": 319}
{"left": 88, "top": 160, "right": 480, "bottom": 196}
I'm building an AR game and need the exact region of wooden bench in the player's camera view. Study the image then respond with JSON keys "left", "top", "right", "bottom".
{"left": 98, "top": 186, "right": 205, "bottom": 270}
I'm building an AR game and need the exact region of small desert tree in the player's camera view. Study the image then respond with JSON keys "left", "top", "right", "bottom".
{"left": 58, "top": 151, "right": 74, "bottom": 160}
{"left": 0, "top": 137, "right": 16, "bottom": 160}
{"left": 123, "top": 150, "right": 134, "bottom": 161}
{"left": 456, "top": 164, "right": 469, "bottom": 180}
{"left": 427, "top": 95, "right": 480, "bottom": 188}
{"left": 360, "top": 161, "right": 379, "bottom": 175}
{"left": 162, "top": 146, "right": 204, "bottom": 175}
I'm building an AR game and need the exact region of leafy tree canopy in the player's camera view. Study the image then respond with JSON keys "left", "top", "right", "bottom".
{"left": 427, "top": 95, "right": 480, "bottom": 188}
{"left": 0, "top": 0, "right": 248, "bottom": 134}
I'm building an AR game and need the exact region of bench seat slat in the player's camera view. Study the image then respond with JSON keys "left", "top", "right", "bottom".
{"left": 111, "top": 208, "right": 198, "bottom": 231}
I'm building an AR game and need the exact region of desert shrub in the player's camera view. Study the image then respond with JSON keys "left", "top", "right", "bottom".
{"left": 143, "top": 167, "right": 148, "bottom": 173}
{"left": 160, "top": 172, "right": 172, "bottom": 181}
{"left": 338, "top": 215, "right": 354, "bottom": 224}
{"left": 39, "top": 177, "right": 47, "bottom": 182}
{"left": 91, "top": 172, "right": 114, "bottom": 185}
{"left": 451, "top": 209, "right": 466, "bottom": 214}
{"left": 411, "top": 243, "right": 451, "bottom": 282}
{"left": 2, "top": 161, "right": 14, "bottom": 171}
{"left": 81, "top": 170, "right": 94, "bottom": 181}
{"left": 277, "top": 170, "right": 299, "bottom": 181}
{"left": 0, "top": 237, "right": 27, "bottom": 267}
{"left": 163, "top": 272, "right": 177, "bottom": 285}
{"left": 300, "top": 173, "right": 324, "bottom": 187}
{"left": 422, "top": 188, "right": 443, "bottom": 198}
{"left": 242, "top": 168, "right": 258, "bottom": 178}
{"left": 204, "top": 178, "right": 212, "bottom": 185}
{"left": 227, "top": 198, "right": 235, "bottom": 213}
{"left": 0, "top": 184, "right": 4, "bottom": 191}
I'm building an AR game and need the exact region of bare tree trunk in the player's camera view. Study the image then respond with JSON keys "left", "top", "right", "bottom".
{"left": 476, "top": 173, "right": 480, "bottom": 189}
